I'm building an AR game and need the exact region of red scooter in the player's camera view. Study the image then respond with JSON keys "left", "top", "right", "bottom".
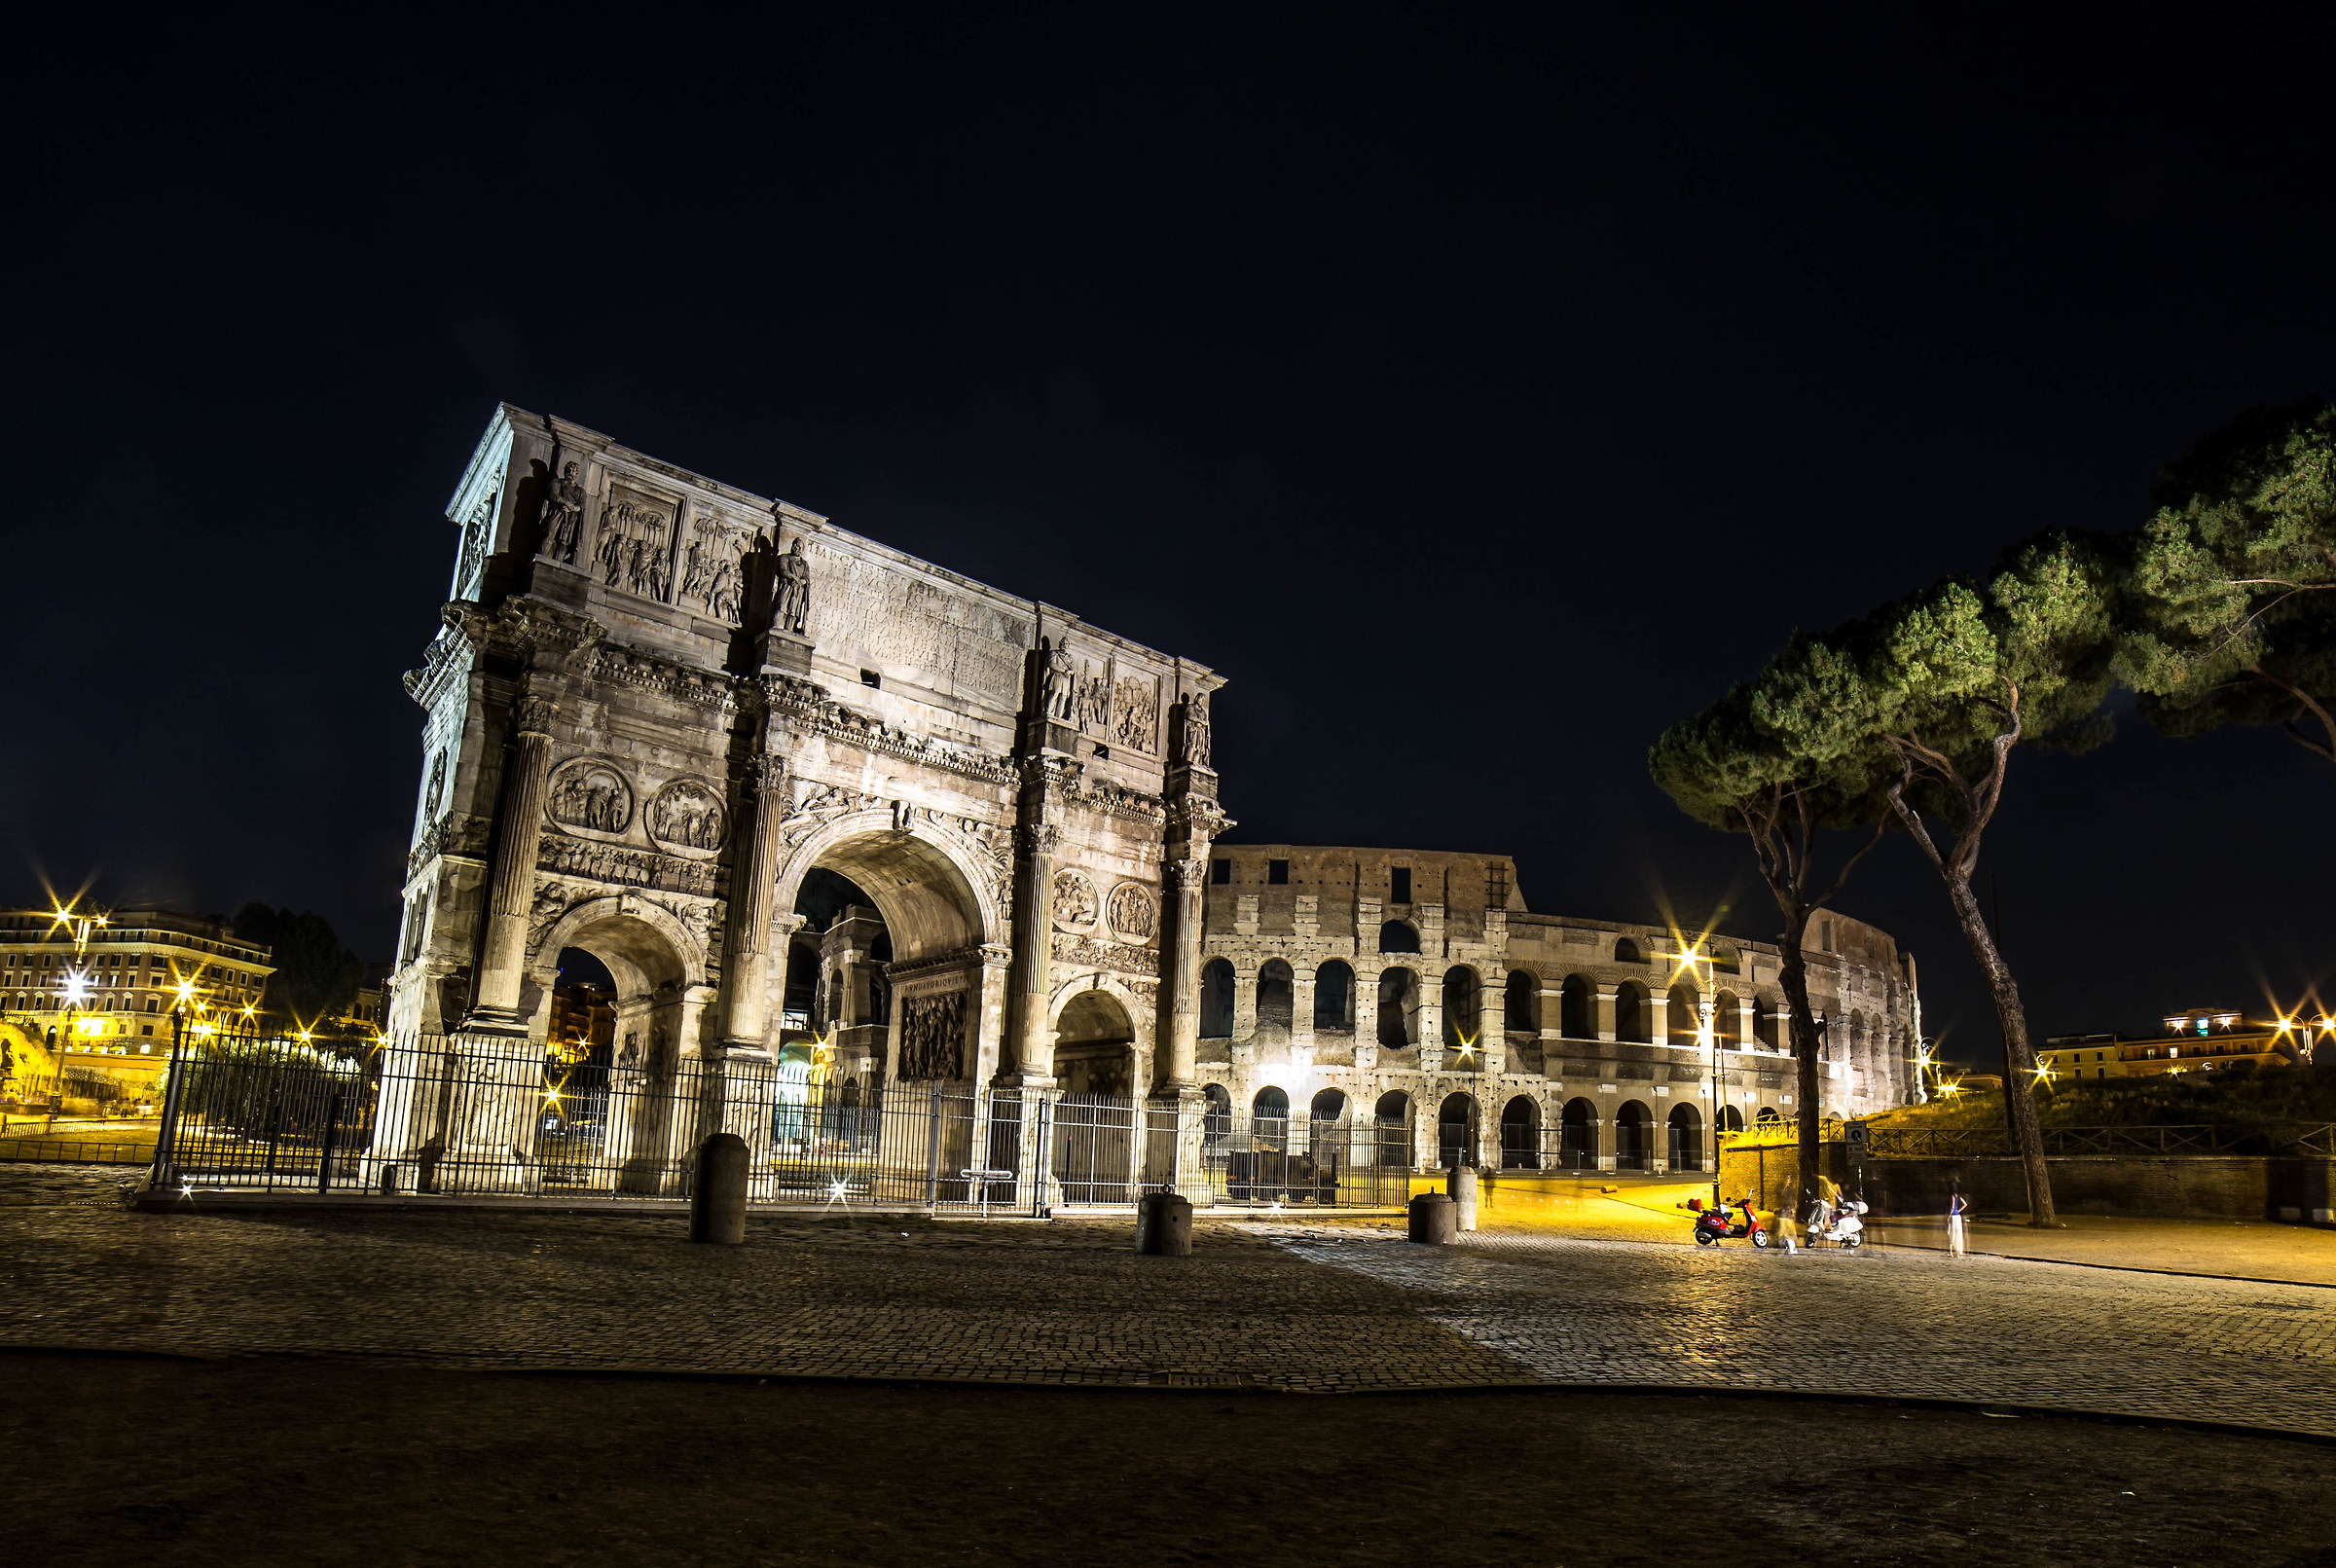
{"left": 1685, "top": 1194, "right": 1771, "bottom": 1248}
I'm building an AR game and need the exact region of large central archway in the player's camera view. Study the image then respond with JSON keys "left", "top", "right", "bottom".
{"left": 778, "top": 821, "right": 996, "bottom": 963}
{"left": 776, "top": 817, "right": 1004, "bottom": 1086}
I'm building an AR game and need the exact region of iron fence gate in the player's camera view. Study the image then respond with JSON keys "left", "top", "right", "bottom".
{"left": 150, "top": 1029, "right": 1415, "bottom": 1212}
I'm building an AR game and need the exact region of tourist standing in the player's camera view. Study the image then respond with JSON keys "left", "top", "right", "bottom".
{"left": 1946, "top": 1181, "right": 1969, "bottom": 1258}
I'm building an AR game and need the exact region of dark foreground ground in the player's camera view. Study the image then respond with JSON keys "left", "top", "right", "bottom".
{"left": 6, "top": 1353, "right": 2330, "bottom": 1568}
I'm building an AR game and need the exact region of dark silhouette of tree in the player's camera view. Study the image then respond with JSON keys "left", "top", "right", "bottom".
{"left": 232, "top": 903, "right": 365, "bottom": 1033}
{"left": 2123, "top": 400, "right": 2336, "bottom": 776}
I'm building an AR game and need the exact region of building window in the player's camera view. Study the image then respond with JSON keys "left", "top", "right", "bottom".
{"left": 1267, "top": 858, "right": 1290, "bottom": 885}
{"left": 1390, "top": 866, "right": 1411, "bottom": 904}
{"left": 1212, "top": 859, "right": 1231, "bottom": 885}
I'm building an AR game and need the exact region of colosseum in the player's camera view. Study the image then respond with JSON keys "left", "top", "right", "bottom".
{"left": 1192, "top": 846, "right": 1920, "bottom": 1174}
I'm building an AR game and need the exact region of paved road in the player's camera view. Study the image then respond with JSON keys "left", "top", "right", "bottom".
{"left": 7, "top": 1167, "right": 2332, "bottom": 1435}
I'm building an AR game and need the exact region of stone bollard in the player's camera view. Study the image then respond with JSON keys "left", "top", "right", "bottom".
{"left": 1136, "top": 1190, "right": 1194, "bottom": 1255}
{"left": 689, "top": 1133, "right": 749, "bottom": 1245}
{"left": 1408, "top": 1192, "right": 1457, "bottom": 1245}
{"left": 1446, "top": 1165, "right": 1479, "bottom": 1232}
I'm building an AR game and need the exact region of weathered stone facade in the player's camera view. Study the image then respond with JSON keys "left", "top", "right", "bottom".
{"left": 386, "top": 406, "right": 1917, "bottom": 1181}
{"left": 389, "top": 406, "right": 1227, "bottom": 1111}
{"left": 1196, "top": 846, "right": 1919, "bottom": 1173}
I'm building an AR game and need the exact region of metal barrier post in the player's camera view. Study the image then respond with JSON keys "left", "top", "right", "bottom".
{"left": 317, "top": 1090, "right": 344, "bottom": 1194}
{"left": 149, "top": 1010, "right": 189, "bottom": 1189}
{"left": 924, "top": 1086, "right": 943, "bottom": 1211}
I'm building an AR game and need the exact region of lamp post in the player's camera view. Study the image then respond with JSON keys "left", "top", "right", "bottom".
{"left": 46, "top": 901, "right": 108, "bottom": 1126}
{"left": 1666, "top": 940, "right": 1724, "bottom": 1206}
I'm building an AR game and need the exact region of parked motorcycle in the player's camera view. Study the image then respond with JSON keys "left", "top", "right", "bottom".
{"left": 1805, "top": 1193, "right": 1868, "bottom": 1249}
{"left": 1685, "top": 1194, "right": 1770, "bottom": 1248}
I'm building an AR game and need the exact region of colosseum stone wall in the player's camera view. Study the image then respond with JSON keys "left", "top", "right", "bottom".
{"left": 1195, "top": 845, "right": 1919, "bottom": 1174}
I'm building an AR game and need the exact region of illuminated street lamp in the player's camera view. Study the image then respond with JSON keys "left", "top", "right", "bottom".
{"left": 44, "top": 899, "right": 109, "bottom": 1111}
{"left": 1667, "top": 937, "right": 1725, "bottom": 1206}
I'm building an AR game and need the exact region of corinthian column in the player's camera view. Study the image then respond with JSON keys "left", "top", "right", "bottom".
{"left": 1006, "top": 815, "right": 1061, "bottom": 1085}
{"left": 719, "top": 753, "right": 789, "bottom": 1051}
{"left": 469, "top": 689, "right": 557, "bottom": 1031}
{"left": 1159, "top": 852, "right": 1209, "bottom": 1091}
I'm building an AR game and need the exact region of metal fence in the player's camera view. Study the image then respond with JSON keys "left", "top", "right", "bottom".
{"left": 1726, "top": 1119, "right": 2336, "bottom": 1160}
{"left": 150, "top": 1029, "right": 1411, "bottom": 1213}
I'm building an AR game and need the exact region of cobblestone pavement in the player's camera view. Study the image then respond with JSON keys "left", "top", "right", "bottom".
{"left": 7, "top": 1168, "right": 2334, "bottom": 1435}
{"left": 1267, "top": 1224, "right": 2336, "bottom": 1436}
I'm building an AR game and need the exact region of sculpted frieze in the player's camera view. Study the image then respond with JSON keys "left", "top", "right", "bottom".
{"left": 589, "top": 644, "right": 737, "bottom": 711}
{"left": 408, "top": 814, "right": 492, "bottom": 877}
{"left": 763, "top": 674, "right": 1017, "bottom": 784}
{"left": 1066, "top": 778, "right": 1166, "bottom": 825}
{"left": 536, "top": 832, "right": 718, "bottom": 897}
{"left": 1050, "top": 931, "right": 1161, "bottom": 977}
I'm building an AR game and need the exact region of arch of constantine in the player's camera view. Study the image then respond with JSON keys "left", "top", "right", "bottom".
{"left": 382, "top": 405, "right": 1916, "bottom": 1198}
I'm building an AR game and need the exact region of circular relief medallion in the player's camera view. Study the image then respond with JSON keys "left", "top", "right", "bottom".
{"left": 1107, "top": 882, "right": 1155, "bottom": 942}
{"left": 1051, "top": 869, "right": 1099, "bottom": 930}
{"left": 545, "top": 758, "right": 635, "bottom": 838}
{"left": 646, "top": 778, "right": 728, "bottom": 858}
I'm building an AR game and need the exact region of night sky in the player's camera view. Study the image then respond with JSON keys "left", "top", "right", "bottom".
{"left": 8, "top": 13, "right": 2332, "bottom": 1066}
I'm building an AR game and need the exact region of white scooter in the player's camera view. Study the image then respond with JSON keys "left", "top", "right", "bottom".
{"left": 1805, "top": 1194, "right": 1868, "bottom": 1249}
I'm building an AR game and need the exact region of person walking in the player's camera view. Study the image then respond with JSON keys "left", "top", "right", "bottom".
{"left": 1947, "top": 1180, "right": 1970, "bottom": 1258}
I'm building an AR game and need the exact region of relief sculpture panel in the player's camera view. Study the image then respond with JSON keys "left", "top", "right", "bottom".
{"left": 1106, "top": 882, "right": 1156, "bottom": 942}
{"left": 646, "top": 779, "right": 727, "bottom": 857}
{"left": 593, "top": 482, "right": 676, "bottom": 602}
{"left": 677, "top": 509, "right": 763, "bottom": 626}
{"left": 547, "top": 759, "right": 635, "bottom": 837}
{"left": 1052, "top": 869, "right": 1098, "bottom": 930}
{"left": 898, "top": 991, "right": 968, "bottom": 1081}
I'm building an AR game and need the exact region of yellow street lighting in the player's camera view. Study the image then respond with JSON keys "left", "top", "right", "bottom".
{"left": 2030, "top": 1060, "right": 2056, "bottom": 1087}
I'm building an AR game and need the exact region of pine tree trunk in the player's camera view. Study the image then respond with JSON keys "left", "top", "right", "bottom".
{"left": 1777, "top": 918, "right": 1823, "bottom": 1222}
{"left": 1942, "top": 871, "right": 2057, "bottom": 1225}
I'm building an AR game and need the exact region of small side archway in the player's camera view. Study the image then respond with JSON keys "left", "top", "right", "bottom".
{"left": 1614, "top": 981, "right": 1651, "bottom": 1044}
{"left": 1504, "top": 969, "right": 1538, "bottom": 1033}
{"left": 1667, "top": 1102, "right": 1703, "bottom": 1172}
{"left": 1666, "top": 982, "right": 1698, "bottom": 1044}
{"left": 1202, "top": 1082, "right": 1233, "bottom": 1137}
{"left": 1615, "top": 1100, "right": 1653, "bottom": 1170}
{"left": 1373, "top": 1089, "right": 1411, "bottom": 1168}
{"left": 1314, "top": 960, "right": 1355, "bottom": 1031}
{"left": 1200, "top": 959, "right": 1235, "bottom": 1039}
{"left": 1377, "top": 966, "right": 1418, "bottom": 1046}
{"left": 1378, "top": 921, "right": 1421, "bottom": 955}
{"left": 1052, "top": 988, "right": 1136, "bottom": 1098}
{"left": 1257, "top": 959, "right": 1295, "bottom": 1030}
{"left": 1437, "top": 1092, "right": 1478, "bottom": 1169}
{"left": 1500, "top": 1095, "right": 1541, "bottom": 1169}
{"left": 1442, "top": 966, "right": 1480, "bottom": 1047}
{"left": 1559, "top": 1097, "right": 1598, "bottom": 1169}
{"left": 1560, "top": 975, "right": 1594, "bottom": 1039}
